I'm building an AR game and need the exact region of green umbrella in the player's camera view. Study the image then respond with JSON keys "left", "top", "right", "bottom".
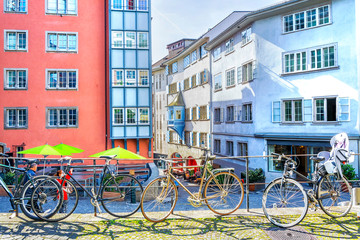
{"left": 18, "top": 144, "right": 72, "bottom": 174}
{"left": 54, "top": 143, "right": 84, "bottom": 154}
{"left": 89, "top": 147, "right": 145, "bottom": 159}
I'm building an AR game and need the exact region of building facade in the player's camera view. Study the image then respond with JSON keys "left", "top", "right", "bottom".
{"left": 206, "top": 0, "right": 360, "bottom": 180}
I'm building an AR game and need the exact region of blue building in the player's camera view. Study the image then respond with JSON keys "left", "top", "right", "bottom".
{"left": 109, "top": 0, "right": 152, "bottom": 156}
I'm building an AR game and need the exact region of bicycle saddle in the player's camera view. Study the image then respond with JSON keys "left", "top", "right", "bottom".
{"left": 99, "top": 155, "right": 117, "bottom": 159}
{"left": 23, "top": 158, "right": 38, "bottom": 165}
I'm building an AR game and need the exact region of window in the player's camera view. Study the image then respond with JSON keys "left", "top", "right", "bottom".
{"left": 192, "top": 132, "right": 198, "bottom": 146}
{"left": 191, "top": 75, "right": 196, "bottom": 88}
{"left": 138, "top": 70, "right": 149, "bottom": 86}
{"left": 4, "top": 69, "right": 27, "bottom": 89}
{"left": 284, "top": 100, "right": 302, "bottom": 122}
{"left": 112, "top": 0, "right": 122, "bottom": 9}
{"left": 226, "top": 141, "right": 234, "bottom": 156}
{"left": 183, "top": 55, "right": 190, "bottom": 68}
{"left": 172, "top": 62, "right": 178, "bottom": 73}
{"left": 213, "top": 47, "right": 221, "bottom": 61}
{"left": 225, "top": 38, "right": 234, "bottom": 54}
{"left": 191, "top": 50, "right": 197, "bottom": 63}
{"left": 112, "top": 31, "right": 123, "bottom": 48}
{"left": 138, "top": 0, "right": 147, "bottom": 11}
{"left": 139, "top": 108, "right": 149, "bottom": 124}
{"left": 214, "top": 73, "right": 222, "bottom": 90}
{"left": 242, "top": 103, "right": 252, "bottom": 122}
{"left": 184, "top": 78, "right": 190, "bottom": 90}
{"left": 46, "top": 0, "right": 77, "bottom": 15}
{"left": 214, "top": 108, "right": 221, "bottom": 123}
{"left": 4, "top": 108, "right": 27, "bottom": 129}
{"left": 175, "top": 110, "right": 181, "bottom": 120}
{"left": 237, "top": 142, "right": 248, "bottom": 160}
{"left": 125, "top": 0, "right": 135, "bottom": 10}
{"left": 314, "top": 97, "right": 336, "bottom": 122}
{"left": 214, "top": 139, "right": 221, "bottom": 153}
{"left": 241, "top": 27, "right": 252, "bottom": 45}
{"left": 125, "top": 70, "right": 136, "bottom": 86}
{"left": 113, "top": 108, "right": 124, "bottom": 125}
{"left": 242, "top": 62, "right": 253, "bottom": 82}
{"left": 125, "top": 32, "right": 136, "bottom": 48}
{"left": 200, "top": 44, "right": 207, "bottom": 58}
{"left": 283, "top": 5, "right": 330, "bottom": 33}
{"left": 191, "top": 107, "right": 197, "bottom": 120}
{"left": 47, "top": 107, "right": 78, "bottom": 128}
{"left": 126, "top": 108, "right": 137, "bottom": 124}
{"left": 112, "top": 69, "right": 124, "bottom": 86}
{"left": 5, "top": 0, "right": 27, "bottom": 12}
{"left": 169, "top": 83, "right": 177, "bottom": 94}
{"left": 138, "top": 32, "right": 148, "bottom": 48}
{"left": 47, "top": 32, "right": 77, "bottom": 52}
{"left": 200, "top": 70, "right": 207, "bottom": 84}
{"left": 200, "top": 133, "right": 208, "bottom": 148}
{"left": 199, "top": 106, "right": 207, "bottom": 120}
{"left": 226, "top": 106, "right": 234, "bottom": 122}
{"left": 225, "top": 69, "right": 235, "bottom": 87}
{"left": 283, "top": 44, "right": 337, "bottom": 74}
{"left": 47, "top": 70, "right": 77, "bottom": 89}
{"left": 5, "top": 30, "right": 27, "bottom": 51}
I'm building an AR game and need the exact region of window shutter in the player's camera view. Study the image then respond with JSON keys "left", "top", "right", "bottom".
{"left": 190, "top": 132, "right": 193, "bottom": 146}
{"left": 181, "top": 80, "right": 184, "bottom": 91}
{"left": 165, "top": 65, "right": 169, "bottom": 75}
{"left": 207, "top": 133, "right": 211, "bottom": 149}
{"left": 166, "top": 85, "right": 169, "bottom": 94}
{"left": 190, "top": 108, "right": 193, "bottom": 120}
{"left": 204, "top": 69, "right": 207, "bottom": 83}
{"left": 197, "top": 106, "right": 200, "bottom": 120}
{"left": 207, "top": 105, "right": 210, "bottom": 119}
{"left": 176, "top": 82, "right": 180, "bottom": 92}
{"left": 234, "top": 106, "right": 238, "bottom": 121}
{"left": 303, "top": 99, "right": 313, "bottom": 122}
{"left": 166, "top": 131, "right": 170, "bottom": 142}
{"left": 189, "top": 77, "right": 193, "bottom": 88}
{"left": 220, "top": 108, "right": 224, "bottom": 122}
{"left": 237, "top": 67, "right": 242, "bottom": 84}
{"left": 237, "top": 106, "right": 242, "bottom": 121}
{"left": 272, "top": 101, "right": 281, "bottom": 123}
{"left": 196, "top": 73, "right": 200, "bottom": 86}
{"left": 338, "top": 97, "right": 350, "bottom": 121}
{"left": 252, "top": 60, "right": 257, "bottom": 80}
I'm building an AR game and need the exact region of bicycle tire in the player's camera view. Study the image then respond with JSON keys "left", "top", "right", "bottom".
{"left": 203, "top": 171, "right": 244, "bottom": 215}
{"left": 29, "top": 177, "right": 64, "bottom": 221}
{"left": 262, "top": 178, "right": 308, "bottom": 228}
{"left": 140, "top": 177, "right": 178, "bottom": 222}
{"left": 101, "top": 174, "right": 143, "bottom": 218}
{"left": 317, "top": 174, "right": 353, "bottom": 218}
{"left": 19, "top": 176, "right": 58, "bottom": 220}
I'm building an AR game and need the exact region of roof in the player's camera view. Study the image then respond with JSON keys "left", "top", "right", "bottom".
{"left": 167, "top": 92, "right": 185, "bottom": 107}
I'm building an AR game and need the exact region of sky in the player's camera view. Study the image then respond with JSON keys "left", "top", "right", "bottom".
{"left": 151, "top": 0, "right": 282, "bottom": 63}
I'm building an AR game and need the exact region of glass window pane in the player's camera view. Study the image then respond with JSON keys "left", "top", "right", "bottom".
{"left": 112, "top": 31, "right": 123, "bottom": 48}
{"left": 68, "top": 35, "right": 77, "bottom": 50}
{"left": 7, "top": 71, "right": 16, "bottom": 88}
{"left": 113, "top": 0, "right": 122, "bottom": 9}
{"left": 59, "top": 71, "right": 67, "bottom": 88}
{"left": 18, "top": 70, "right": 26, "bottom": 88}
{"left": 138, "top": 70, "right": 148, "bottom": 86}
{"left": 125, "top": 70, "right": 136, "bottom": 86}
{"left": 18, "top": 33, "right": 26, "bottom": 50}
{"left": 7, "top": 109, "right": 16, "bottom": 127}
{"left": 139, "top": 108, "right": 149, "bottom": 124}
{"left": 49, "top": 71, "right": 57, "bottom": 88}
{"left": 138, "top": 0, "right": 147, "bottom": 10}
{"left": 18, "top": 109, "right": 27, "bottom": 127}
{"left": 47, "top": 0, "right": 57, "bottom": 13}
{"left": 69, "top": 71, "right": 76, "bottom": 88}
{"left": 138, "top": 32, "right": 148, "bottom": 48}
{"left": 49, "top": 109, "right": 57, "bottom": 126}
{"left": 58, "top": 34, "right": 67, "bottom": 50}
{"left": 125, "top": 32, "right": 135, "bottom": 48}
{"left": 127, "top": 108, "right": 136, "bottom": 124}
{"left": 7, "top": 33, "right": 16, "bottom": 50}
{"left": 68, "top": 0, "right": 76, "bottom": 13}
{"left": 59, "top": 109, "right": 67, "bottom": 125}
{"left": 58, "top": 0, "right": 66, "bottom": 14}
{"left": 68, "top": 109, "right": 77, "bottom": 126}
{"left": 48, "top": 34, "right": 57, "bottom": 50}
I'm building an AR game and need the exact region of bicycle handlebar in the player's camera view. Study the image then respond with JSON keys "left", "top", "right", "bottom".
{"left": 271, "top": 152, "right": 297, "bottom": 165}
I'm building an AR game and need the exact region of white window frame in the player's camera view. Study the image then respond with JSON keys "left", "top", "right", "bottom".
{"left": 113, "top": 108, "right": 124, "bottom": 125}
{"left": 137, "top": 0, "right": 148, "bottom": 11}
{"left": 225, "top": 68, "right": 235, "bottom": 87}
{"left": 112, "top": 69, "right": 124, "bottom": 86}
{"left": 225, "top": 38, "right": 234, "bottom": 54}
{"left": 226, "top": 140, "right": 234, "bottom": 156}
{"left": 226, "top": 105, "right": 235, "bottom": 122}
{"left": 125, "top": 70, "right": 136, "bottom": 86}
{"left": 200, "top": 43, "right": 207, "bottom": 58}
{"left": 314, "top": 97, "right": 337, "bottom": 122}
{"left": 137, "top": 32, "right": 148, "bottom": 49}
{"left": 112, "top": 31, "right": 123, "bottom": 48}
{"left": 125, "top": 0, "right": 135, "bottom": 10}
{"left": 138, "top": 108, "right": 149, "bottom": 124}
{"left": 4, "top": 0, "right": 27, "bottom": 13}
{"left": 4, "top": 68, "right": 27, "bottom": 90}
{"left": 46, "top": 31, "right": 78, "bottom": 52}
{"left": 138, "top": 70, "right": 149, "bottom": 86}
{"left": 237, "top": 142, "right": 248, "bottom": 160}
{"left": 283, "top": 99, "right": 303, "bottom": 123}
{"left": 241, "top": 27, "right": 252, "bottom": 46}
{"left": 214, "top": 73, "right": 222, "bottom": 91}
{"left": 242, "top": 103, "right": 252, "bottom": 122}
{"left": 45, "top": 0, "right": 77, "bottom": 15}
{"left": 191, "top": 50, "right": 197, "bottom": 63}
{"left": 213, "top": 47, "right": 221, "bottom": 61}
{"left": 214, "top": 139, "right": 221, "bottom": 153}
{"left": 183, "top": 55, "right": 190, "bottom": 68}
{"left": 4, "top": 30, "right": 27, "bottom": 51}
{"left": 4, "top": 107, "right": 28, "bottom": 129}
{"left": 242, "top": 62, "right": 253, "bottom": 82}
{"left": 283, "top": 5, "right": 331, "bottom": 33}
{"left": 112, "top": 0, "right": 123, "bottom": 9}
{"left": 124, "top": 32, "right": 136, "bottom": 49}
{"left": 46, "top": 107, "right": 78, "bottom": 128}
{"left": 126, "top": 108, "right": 137, "bottom": 125}
{"left": 46, "top": 69, "right": 78, "bottom": 89}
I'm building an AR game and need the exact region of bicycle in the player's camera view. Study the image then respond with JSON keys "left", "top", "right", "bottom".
{"left": 262, "top": 152, "right": 353, "bottom": 228}
{"left": 140, "top": 149, "right": 244, "bottom": 222}
{"left": 32, "top": 155, "right": 143, "bottom": 221}
{"left": 0, "top": 154, "right": 63, "bottom": 220}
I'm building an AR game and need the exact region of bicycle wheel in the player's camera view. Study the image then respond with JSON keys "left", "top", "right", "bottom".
{"left": 318, "top": 173, "right": 353, "bottom": 218}
{"left": 30, "top": 177, "right": 64, "bottom": 221}
{"left": 141, "top": 177, "right": 178, "bottom": 222}
{"left": 203, "top": 171, "right": 244, "bottom": 215}
{"left": 34, "top": 178, "right": 79, "bottom": 222}
{"left": 19, "top": 176, "right": 57, "bottom": 220}
{"left": 101, "top": 174, "right": 143, "bottom": 218}
{"left": 262, "top": 178, "right": 308, "bottom": 228}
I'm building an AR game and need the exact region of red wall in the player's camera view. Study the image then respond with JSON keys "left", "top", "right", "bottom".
{"left": 0, "top": 1, "right": 106, "bottom": 158}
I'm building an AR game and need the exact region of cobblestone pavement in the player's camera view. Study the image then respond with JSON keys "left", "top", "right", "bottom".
{"left": 1, "top": 209, "right": 360, "bottom": 239}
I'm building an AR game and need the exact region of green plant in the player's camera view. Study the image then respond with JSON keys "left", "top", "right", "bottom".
{"left": 1, "top": 171, "right": 16, "bottom": 185}
{"left": 341, "top": 164, "right": 356, "bottom": 180}
{"left": 241, "top": 168, "right": 265, "bottom": 183}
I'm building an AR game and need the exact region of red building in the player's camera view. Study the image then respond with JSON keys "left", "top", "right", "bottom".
{"left": 0, "top": 1, "right": 107, "bottom": 158}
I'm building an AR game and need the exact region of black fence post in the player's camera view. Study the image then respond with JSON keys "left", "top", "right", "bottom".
{"left": 93, "top": 159, "right": 97, "bottom": 217}
{"left": 246, "top": 157, "right": 249, "bottom": 212}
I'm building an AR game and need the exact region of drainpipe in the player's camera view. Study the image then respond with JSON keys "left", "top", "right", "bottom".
{"left": 105, "top": 0, "right": 108, "bottom": 150}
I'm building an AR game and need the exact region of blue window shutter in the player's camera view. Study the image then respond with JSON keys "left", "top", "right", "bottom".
{"left": 190, "top": 108, "right": 193, "bottom": 120}
{"left": 176, "top": 82, "right": 180, "bottom": 92}
{"left": 207, "top": 133, "right": 211, "bottom": 149}
{"left": 207, "top": 105, "right": 210, "bottom": 119}
{"left": 252, "top": 60, "right": 257, "bottom": 80}
{"left": 197, "top": 106, "right": 200, "bottom": 120}
{"left": 190, "top": 132, "right": 193, "bottom": 146}
{"left": 196, "top": 73, "right": 200, "bottom": 86}
{"left": 165, "top": 65, "right": 169, "bottom": 75}
{"left": 272, "top": 101, "right": 281, "bottom": 123}
{"left": 338, "top": 97, "right": 350, "bottom": 121}
{"left": 166, "top": 131, "right": 170, "bottom": 142}
{"left": 237, "top": 67, "right": 242, "bottom": 84}
{"left": 204, "top": 69, "right": 207, "bottom": 83}
{"left": 303, "top": 99, "right": 313, "bottom": 122}
{"left": 220, "top": 108, "right": 224, "bottom": 122}
{"left": 166, "top": 85, "right": 169, "bottom": 94}
{"left": 198, "top": 133, "right": 201, "bottom": 147}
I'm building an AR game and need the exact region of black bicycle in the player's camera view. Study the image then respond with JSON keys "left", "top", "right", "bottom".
{"left": 0, "top": 154, "right": 63, "bottom": 220}
{"left": 32, "top": 155, "right": 143, "bottom": 221}
{"left": 262, "top": 152, "right": 353, "bottom": 228}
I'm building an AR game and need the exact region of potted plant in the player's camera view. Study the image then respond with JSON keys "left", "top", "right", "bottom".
{"left": 241, "top": 168, "right": 266, "bottom": 191}
{"left": 341, "top": 164, "right": 357, "bottom": 188}
{"left": 0, "top": 171, "right": 15, "bottom": 196}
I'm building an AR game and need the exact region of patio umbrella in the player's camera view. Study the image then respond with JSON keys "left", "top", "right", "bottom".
{"left": 89, "top": 146, "right": 145, "bottom": 159}
{"left": 17, "top": 144, "right": 72, "bottom": 174}
{"left": 54, "top": 143, "right": 84, "bottom": 154}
